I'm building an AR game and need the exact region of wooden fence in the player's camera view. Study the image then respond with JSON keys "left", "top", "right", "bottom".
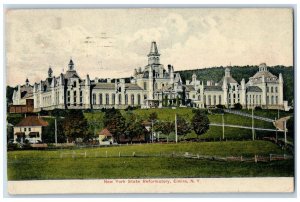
{"left": 58, "top": 151, "right": 293, "bottom": 163}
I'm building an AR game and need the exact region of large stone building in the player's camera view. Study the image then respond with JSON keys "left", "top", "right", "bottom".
{"left": 11, "top": 41, "right": 288, "bottom": 111}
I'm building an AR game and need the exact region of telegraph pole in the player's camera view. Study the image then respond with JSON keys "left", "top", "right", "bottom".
{"left": 151, "top": 120, "right": 154, "bottom": 143}
{"left": 55, "top": 118, "right": 57, "bottom": 147}
{"left": 284, "top": 120, "right": 287, "bottom": 146}
{"left": 252, "top": 108, "right": 255, "bottom": 140}
{"left": 175, "top": 113, "right": 178, "bottom": 143}
{"left": 222, "top": 113, "right": 225, "bottom": 140}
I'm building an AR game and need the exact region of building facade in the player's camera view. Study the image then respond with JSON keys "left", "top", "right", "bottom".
{"left": 11, "top": 41, "right": 288, "bottom": 111}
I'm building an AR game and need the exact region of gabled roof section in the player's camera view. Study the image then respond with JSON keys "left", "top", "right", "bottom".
{"left": 246, "top": 86, "right": 262, "bottom": 92}
{"left": 15, "top": 116, "right": 48, "bottom": 127}
{"left": 204, "top": 85, "right": 223, "bottom": 91}
{"left": 99, "top": 128, "right": 113, "bottom": 136}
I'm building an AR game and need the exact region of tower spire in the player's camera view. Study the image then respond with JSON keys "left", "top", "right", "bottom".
{"left": 147, "top": 41, "right": 160, "bottom": 65}
{"left": 68, "top": 57, "right": 74, "bottom": 71}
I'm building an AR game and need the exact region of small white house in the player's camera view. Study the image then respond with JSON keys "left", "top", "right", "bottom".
{"left": 14, "top": 116, "right": 48, "bottom": 144}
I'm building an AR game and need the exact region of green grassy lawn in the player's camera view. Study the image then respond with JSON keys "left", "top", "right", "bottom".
{"left": 7, "top": 141, "right": 294, "bottom": 180}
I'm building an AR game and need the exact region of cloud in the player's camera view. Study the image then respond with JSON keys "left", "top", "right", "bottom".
{"left": 6, "top": 9, "right": 293, "bottom": 86}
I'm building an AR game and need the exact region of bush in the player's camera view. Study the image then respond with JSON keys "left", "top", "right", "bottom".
{"left": 233, "top": 103, "right": 242, "bottom": 110}
{"left": 216, "top": 104, "right": 226, "bottom": 109}
{"left": 255, "top": 106, "right": 262, "bottom": 111}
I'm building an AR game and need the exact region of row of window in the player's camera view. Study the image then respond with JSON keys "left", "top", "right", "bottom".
{"left": 267, "top": 86, "right": 278, "bottom": 93}
{"left": 21, "top": 127, "right": 31, "bottom": 132}
{"left": 92, "top": 93, "right": 143, "bottom": 105}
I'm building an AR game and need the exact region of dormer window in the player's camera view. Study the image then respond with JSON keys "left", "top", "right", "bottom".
{"left": 73, "top": 81, "right": 76, "bottom": 87}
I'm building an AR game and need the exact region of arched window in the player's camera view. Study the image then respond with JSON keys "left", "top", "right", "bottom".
{"left": 154, "top": 83, "right": 158, "bottom": 89}
{"left": 271, "top": 87, "right": 273, "bottom": 93}
{"left": 131, "top": 94, "right": 135, "bottom": 105}
{"left": 275, "top": 96, "right": 278, "bottom": 104}
{"left": 137, "top": 94, "right": 141, "bottom": 105}
{"left": 208, "top": 95, "right": 211, "bottom": 105}
{"left": 144, "top": 94, "right": 147, "bottom": 100}
{"left": 99, "top": 94, "right": 103, "bottom": 105}
{"left": 271, "top": 96, "right": 274, "bottom": 105}
{"left": 198, "top": 95, "right": 201, "bottom": 101}
{"left": 125, "top": 94, "right": 128, "bottom": 105}
{"left": 275, "top": 87, "right": 278, "bottom": 93}
{"left": 219, "top": 95, "right": 222, "bottom": 104}
{"left": 213, "top": 95, "right": 216, "bottom": 105}
{"left": 144, "top": 82, "right": 147, "bottom": 90}
{"left": 119, "top": 94, "right": 122, "bottom": 104}
{"left": 106, "top": 94, "right": 109, "bottom": 105}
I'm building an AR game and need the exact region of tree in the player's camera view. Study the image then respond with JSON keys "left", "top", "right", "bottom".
{"left": 233, "top": 103, "right": 242, "bottom": 110}
{"left": 191, "top": 109, "right": 210, "bottom": 139}
{"left": 176, "top": 115, "right": 191, "bottom": 139}
{"left": 103, "top": 108, "right": 126, "bottom": 143}
{"left": 286, "top": 116, "right": 294, "bottom": 139}
{"left": 125, "top": 113, "right": 145, "bottom": 143}
{"left": 148, "top": 112, "right": 158, "bottom": 122}
{"left": 156, "top": 121, "right": 174, "bottom": 143}
{"left": 62, "top": 110, "right": 88, "bottom": 143}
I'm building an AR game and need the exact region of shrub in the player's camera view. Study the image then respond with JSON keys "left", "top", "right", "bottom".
{"left": 233, "top": 103, "right": 242, "bottom": 110}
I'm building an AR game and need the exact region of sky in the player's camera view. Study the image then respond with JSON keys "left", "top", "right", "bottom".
{"left": 5, "top": 8, "right": 293, "bottom": 86}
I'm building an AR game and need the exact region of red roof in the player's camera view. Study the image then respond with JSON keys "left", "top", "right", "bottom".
{"left": 15, "top": 116, "right": 49, "bottom": 127}
{"left": 99, "top": 128, "right": 113, "bottom": 136}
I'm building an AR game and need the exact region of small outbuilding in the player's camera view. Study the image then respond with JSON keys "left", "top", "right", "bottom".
{"left": 99, "top": 128, "right": 114, "bottom": 145}
{"left": 13, "top": 116, "right": 48, "bottom": 144}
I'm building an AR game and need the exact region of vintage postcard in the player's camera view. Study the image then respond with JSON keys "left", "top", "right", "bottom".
{"left": 5, "top": 8, "right": 294, "bottom": 194}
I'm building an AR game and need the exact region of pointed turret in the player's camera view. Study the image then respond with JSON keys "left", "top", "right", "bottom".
{"left": 25, "top": 78, "right": 29, "bottom": 86}
{"left": 148, "top": 41, "right": 160, "bottom": 65}
{"left": 68, "top": 58, "right": 74, "bottom": 71}
{"left": 48, "top": 66, "right": 53, "bottom": 77}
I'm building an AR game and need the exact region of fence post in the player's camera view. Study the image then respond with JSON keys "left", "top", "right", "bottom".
{"left": 269, "top": 154, "right": 272, "bottom": 161}
{"left": 119, "top": 151, "right": 121, "bottom": 157}
{"left": 240, "top": 156, "right": 243, "bottom": 162}
{"left": 133, "top": 152, "right": 135, "bottom": 157}
{"left": 255, "top": 155, "right": 257, "bottom": 163}
{"left": 284, "top": 154, "right": 286, "bottom": 160}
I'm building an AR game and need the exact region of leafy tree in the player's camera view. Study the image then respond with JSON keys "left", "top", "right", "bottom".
{"left": 176, "top": 115, "right": 191, "bottom": 139}
{"left": 156, "top": 121, "right": 174, "bottom": 143}
{"left": 104, "top": 108, "right": 126, "bottom": 143}
{"left": 191, "top": 109, "right": 210, "bottom": 139}
{"left": 148, "top": 112, "right": 158, "bottom": 122}
{"left": 62, "top": 110, "right": 88, "bottom": 143}
{"left": 125, "top": 113, "right": 145, "bottom": 143}
{"left": 286, "top": 116, "right": 294, "bottom": 139}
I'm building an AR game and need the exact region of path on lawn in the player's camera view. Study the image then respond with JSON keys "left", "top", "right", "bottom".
{"left": 224, "top": 109, "right": 274, "bottom": 122}
{"left": 274, "top": 116, "right": 290, "bottom": 131}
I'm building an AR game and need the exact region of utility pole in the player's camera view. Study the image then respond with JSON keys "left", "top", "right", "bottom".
{"left": 55, "top": 118, "right": 57, "bottom": 147}
{"left": 222, "top": 113, "right": 225, "bottom": 140}
{"left": 284, "top": 120, "right": 287, "bottom": 146}
{"left": 252, "top": 108, "right": 255, "bottom": 140}
{"left": 175, "top": 114, "right": 178, "bottom": 143}
{"left": 275, "top": 117, "right": 278, "bottom": 143}
{"left": 151, "top": 120, "right": 154, "bottom": 143}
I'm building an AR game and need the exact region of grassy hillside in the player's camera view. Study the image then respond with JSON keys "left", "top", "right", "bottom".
{"left": 84, "top": 108, "right": 278, "bottom": 140}
{"left": 7, "top": 141, "right": 293, "bottom": 180}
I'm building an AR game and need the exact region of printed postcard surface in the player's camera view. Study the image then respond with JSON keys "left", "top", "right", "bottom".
{"left": 5, "top": 8, "right": 294, "bottom": 194}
